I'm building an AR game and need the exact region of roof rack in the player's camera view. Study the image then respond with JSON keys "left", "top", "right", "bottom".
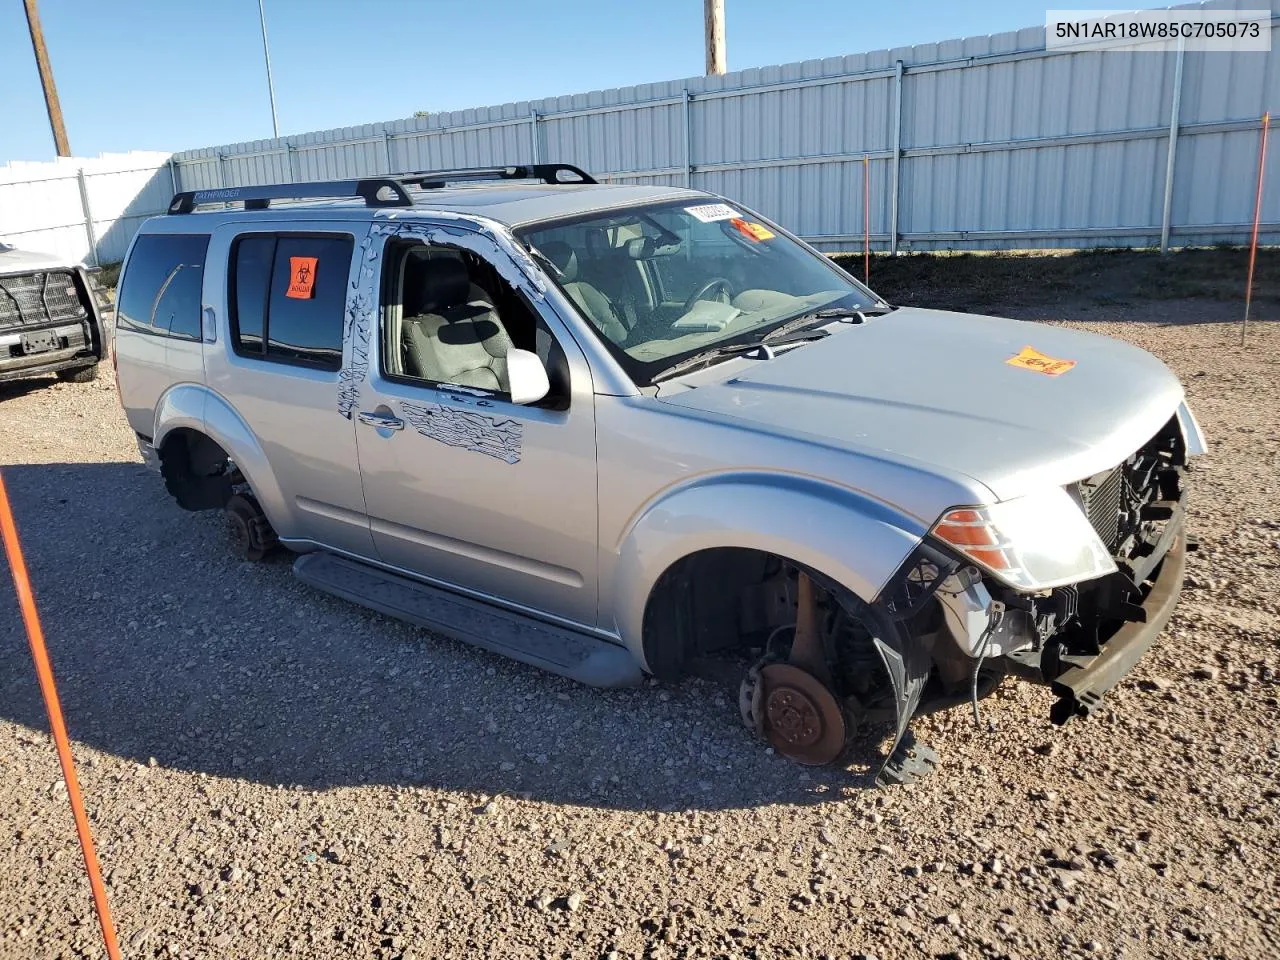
{"left": 167, "top": 179, "right": 412, "bottom": 214}
{"left": 398, "top": 164, "right": 596, "bottom": 188}
{"left": 166, "top": 163, "right": 597, "bottom": 214}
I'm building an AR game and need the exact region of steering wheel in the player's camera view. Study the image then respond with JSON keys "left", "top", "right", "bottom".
{"left": 682, "top": 277, "right": 734, "bottom": 315}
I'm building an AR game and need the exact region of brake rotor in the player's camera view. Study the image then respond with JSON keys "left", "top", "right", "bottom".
{"left": 758, "top": 662, "right": 846, "bottom": 765}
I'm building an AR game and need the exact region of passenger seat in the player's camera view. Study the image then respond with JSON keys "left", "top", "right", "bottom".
{"left": 403, "top": 258, "right": 512, "bottom": 392}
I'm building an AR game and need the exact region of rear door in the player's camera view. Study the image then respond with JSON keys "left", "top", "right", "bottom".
{"left": 205, "top": 221, "right": 374, "bottom": 556}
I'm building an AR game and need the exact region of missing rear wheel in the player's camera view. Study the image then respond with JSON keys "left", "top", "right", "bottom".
{"left": 225, "top": 493, "right": 278, "bottom": 562}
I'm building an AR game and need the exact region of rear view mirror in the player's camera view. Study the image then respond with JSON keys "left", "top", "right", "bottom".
{"left": 506, "top": 348, "right": 550, "bottom": 405}
{"left": 623, "top": 236, "right": 681, "bottom": 260}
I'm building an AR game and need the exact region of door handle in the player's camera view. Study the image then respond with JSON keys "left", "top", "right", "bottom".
{"left": 358, "top": 411, "right": 404, "bottom": 431}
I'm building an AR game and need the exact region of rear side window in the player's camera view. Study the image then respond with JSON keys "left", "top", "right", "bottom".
{"left": 116, "top": 234, "right": 209, "bottom": 339}
{"left": 229, "top": 233, "right": 351, "bottom": 371}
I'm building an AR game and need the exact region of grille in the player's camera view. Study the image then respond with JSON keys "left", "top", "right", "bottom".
{"left": 1076, "top": 466, "right": 1124, "bottom": 551}
{"left": 0, "top": 271, "right": 86, "bottom": 330}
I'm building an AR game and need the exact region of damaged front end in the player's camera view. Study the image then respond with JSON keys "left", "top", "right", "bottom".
{"left": 867, "top": 411, "right": 1196, "bottom": 780}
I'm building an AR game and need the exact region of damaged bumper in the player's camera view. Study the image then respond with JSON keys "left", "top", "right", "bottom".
{"left": 1016, "top": 512, "right": 1187, "bottom": 724}
{"left": 1047, "top": 533, "right": 1185, "bottom": 723}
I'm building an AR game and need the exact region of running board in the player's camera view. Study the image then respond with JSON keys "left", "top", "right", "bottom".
{"left": 293, "top": 552, "right": 643, "bottom": 688}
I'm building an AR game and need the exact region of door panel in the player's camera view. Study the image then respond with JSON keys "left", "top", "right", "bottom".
{"left": 353, "top": 234, "right": 599, "bottom": 627}
{"left": 204, "top": 222, "right": 373, "bottom": 556}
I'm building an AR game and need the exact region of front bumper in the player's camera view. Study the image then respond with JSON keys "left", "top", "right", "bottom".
{"left": 0, "top": 343, "right": 98, "bottom": 381}
{"left": 1046, "top": 526, "right": 1185, "bottom": 723}
{"left": 1000, "top": 499, "right": 1187, "bottom": 724}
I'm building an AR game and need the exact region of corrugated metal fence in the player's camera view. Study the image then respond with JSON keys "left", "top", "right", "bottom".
{"left": 4, "top": 1, "right": 1277, "bottom": 264}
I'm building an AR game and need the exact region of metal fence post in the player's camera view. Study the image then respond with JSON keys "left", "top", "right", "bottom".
{"left": 75, "top": 168, "right": 98, "bottom": 267}
{"left": 286, "top": 144, "right": 298, "bottom": 182}
{"left": 382, "top": 132, "right": 393, "bottom": 175}
{"left": 530, "top": 110, "right": 540, "bottom": 163}
{"left": 1159, "top": 38, "right": 1186, "bottom": 255}
{"left": 683, "top": 89, "right": 693, "bottom": 186}
{"left": 889, "top": 60, "right": 904, "bottom": 256}
{"left": 167, "top": 157, "right": 178, "bottom": 196}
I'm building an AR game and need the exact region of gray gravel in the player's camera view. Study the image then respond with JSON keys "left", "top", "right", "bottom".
{"left": 1, "top": 309, "right": 1277, "bottom": 960}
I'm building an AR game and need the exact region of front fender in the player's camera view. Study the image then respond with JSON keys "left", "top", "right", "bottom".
{"left": 611, "top": 472, "right": 926, "bottom": 668}
{"left": 153, "top": 384, "right": 290, "bottom": 534}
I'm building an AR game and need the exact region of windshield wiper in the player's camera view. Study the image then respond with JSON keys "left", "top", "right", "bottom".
{"left": 651, "top": 330, "right": 829, "bottom": 383}
{"left": 764, "top": 303, "right": 897, "bottom": 340}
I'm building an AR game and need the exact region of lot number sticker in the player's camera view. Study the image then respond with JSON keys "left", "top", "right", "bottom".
{"left": 287, "top": 256, "right": 319, "bottom": 299}
{"left": 685, "top": 203, "right": 741, "bottom": 223}
{"left": 1006, "top": 345, "right": 1076, "bottom": 377}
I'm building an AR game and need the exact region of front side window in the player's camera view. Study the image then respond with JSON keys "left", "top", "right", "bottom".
{"left": 116, "top": 233, "right": 209, "bottom": 339}
{"left": 378, "top": 240, "right": 570, "bottom": 408}
{"left": 229, "top": 233, "right": 352, "bottom": 371}
{"left": 519, "top": 201, "right": 880, "bottom": 385}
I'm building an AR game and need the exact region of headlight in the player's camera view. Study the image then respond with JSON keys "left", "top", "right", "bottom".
{"left": 930, "top": 486, "right": 1116, "bottom": 592}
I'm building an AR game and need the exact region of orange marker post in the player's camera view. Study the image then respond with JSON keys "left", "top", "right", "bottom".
{"left": 1242, "top": 112, "right": 1270, "bottom": 346}
{"left": 863, "top": 154, "right": 871, "bottom": 285}
{"left": 0, "top": 473, "right": 122, "bottom": 960}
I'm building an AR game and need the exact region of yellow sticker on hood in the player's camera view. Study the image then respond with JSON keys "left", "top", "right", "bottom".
{"left": 1006, "top": 345, "right": 1076, "bottom": 376}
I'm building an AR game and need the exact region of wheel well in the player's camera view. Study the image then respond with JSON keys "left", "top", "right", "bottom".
{"left": 641, "top": 547, "right": 796, "bottom": 679}
{"left": 158, "top": 428, "right": 236, "bottom": 511}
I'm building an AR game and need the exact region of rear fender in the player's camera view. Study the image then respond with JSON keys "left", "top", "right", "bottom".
{"left": 153, "top": 384, "right": 289, "bottom": 533}
{"left": 611, "top": 472, "right": 926, "bottom": 664}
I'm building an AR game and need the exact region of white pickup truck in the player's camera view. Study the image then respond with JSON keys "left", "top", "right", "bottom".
{"left": 0, "top": 242, "right": 107, "bottom": 384}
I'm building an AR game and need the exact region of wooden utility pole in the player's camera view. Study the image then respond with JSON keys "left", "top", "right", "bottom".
{"left": 23, "top": 0, "right": 71, "bottom": 157}
{"left": 705, "top": 0, "right": 726, "bottom": 76}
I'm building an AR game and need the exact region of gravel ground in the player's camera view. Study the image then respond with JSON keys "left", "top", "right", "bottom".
{"left": 0, "top": 304, "right": 1277, "bottom": 960}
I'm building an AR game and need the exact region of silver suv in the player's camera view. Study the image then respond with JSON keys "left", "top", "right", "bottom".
{"left": 114, "top": 165, "right": 1204, "bottom": 784}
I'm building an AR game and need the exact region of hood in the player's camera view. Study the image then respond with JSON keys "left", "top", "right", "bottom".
{"left": 0, "top": 245, "right": 75, "bottom": 275}
{"left": 656, "top": 307, "right": 1184, "bottom": 502}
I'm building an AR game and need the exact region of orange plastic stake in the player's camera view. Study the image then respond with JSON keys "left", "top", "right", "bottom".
{"left": 863, "top": 154, "right": 871, "bottom": 285}
{"left": 0, "top": 472, "right": 122, "bottom": 960}
{"left": 1242, "top": 112, "right": 1270, "bottom": 346}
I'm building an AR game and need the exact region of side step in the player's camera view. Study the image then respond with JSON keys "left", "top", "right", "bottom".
{"left": 293, "top": 552, "right": 643, "bottom": 688}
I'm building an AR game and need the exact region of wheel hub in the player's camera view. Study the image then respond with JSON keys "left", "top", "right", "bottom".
{"left": 227, "top": 509, "right": 252, "bottom": 554}
{"left": 758, "top": 663, "right": 846, "bottom": 765}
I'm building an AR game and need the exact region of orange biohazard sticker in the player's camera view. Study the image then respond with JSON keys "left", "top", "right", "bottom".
{"left": 729, "top": 218, "right": 775, "bottom": 242}
{"left": 286, "top": 256, "right": 319, "bottom": 299}
{"left": 1006, "top": 345, "right": 1076, "bottom": 377}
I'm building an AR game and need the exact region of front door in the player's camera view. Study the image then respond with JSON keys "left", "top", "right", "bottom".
{"left": 351, "top": 228, "right": 599, "bottom": 628}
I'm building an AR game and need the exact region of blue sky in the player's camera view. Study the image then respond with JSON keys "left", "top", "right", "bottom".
{"left": 2, "top": 0, "right": 1169, "bottom": 163}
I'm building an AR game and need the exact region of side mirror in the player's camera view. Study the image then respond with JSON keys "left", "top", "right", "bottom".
{"left": 506, "top": 348, "right": 550, "bottom": 406}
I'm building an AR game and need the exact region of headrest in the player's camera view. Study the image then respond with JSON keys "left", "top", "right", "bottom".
{"left": 419, "top": 257, "right": 470, "bottom": 312}
{"left": 539, "top": 240, "right": 578, "bottom": 283}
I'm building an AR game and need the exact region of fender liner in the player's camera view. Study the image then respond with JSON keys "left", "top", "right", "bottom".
{"left": 153, "top": 384, "right": 290, "bottom": 534}
{"left": 614, "top": 472, "right": 928, "bottom": 670}
{"left": 865, "top": 539, "right": 964, "bottom": 785}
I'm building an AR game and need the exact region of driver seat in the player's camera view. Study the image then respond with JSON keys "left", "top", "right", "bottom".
{"left": 539, "top": 241, "right": 629, "bottom": 345}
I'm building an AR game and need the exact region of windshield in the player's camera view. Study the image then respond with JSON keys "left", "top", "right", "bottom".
{"left": 519, "top": 200, "right": 881, "bottom": 385}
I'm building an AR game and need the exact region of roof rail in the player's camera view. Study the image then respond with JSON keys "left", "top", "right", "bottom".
{"left": 398, "top": 164, "right": 596, "bottom": 188}
{"left": 167, "top": 178, "right": 412, "bottom": 214}
{"left": 166, "top": 164, "right": 597, "bottom": 215}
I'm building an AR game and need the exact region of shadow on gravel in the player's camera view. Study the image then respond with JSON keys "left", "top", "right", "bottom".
{"left": 0, "top": 461, "right": 882, "bottom": 811}
{"left": 0, "top": 377, "right": 59, "bottom": 402}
